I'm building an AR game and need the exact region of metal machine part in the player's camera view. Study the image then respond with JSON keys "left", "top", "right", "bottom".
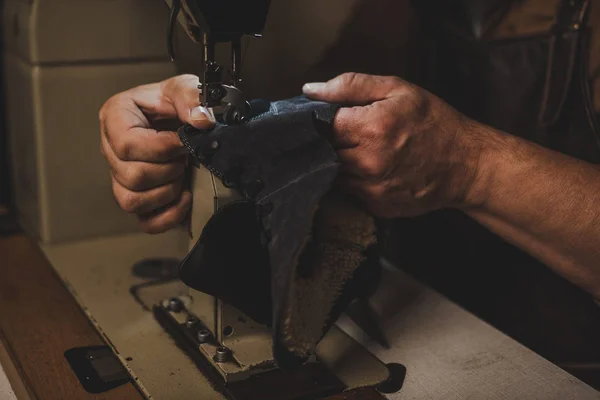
{"left": 154, "top": 293, "right": 277, "bottom": 382}
{"left": 156, "top": 0, "right": 393, "bottom": 394}
{"left": 165, "top": 0, "right": 271, "bottom": 124}
{"left": 159, "top": 0, "right": 280, "bottom": 382}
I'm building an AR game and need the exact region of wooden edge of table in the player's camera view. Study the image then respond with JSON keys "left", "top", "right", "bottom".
{"left": 0, "top": 232, "right": 144, "bottom": 400}
{"left": 0, "top": 334, "right": 33, "bottom": 400}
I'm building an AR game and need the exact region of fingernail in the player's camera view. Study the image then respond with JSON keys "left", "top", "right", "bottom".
{"left": 190, "top": 106, "right": 215, "bottom": 123}
{"left": 303, "top": 82, "right": 326, "bottom": 94}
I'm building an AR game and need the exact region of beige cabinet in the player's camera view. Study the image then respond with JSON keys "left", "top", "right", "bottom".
{"left": 3, "top": 0, "right": 177, "bottom": 243}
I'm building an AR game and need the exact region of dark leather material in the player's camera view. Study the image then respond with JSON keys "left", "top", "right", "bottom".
{"left": 178, "top": 200, "right": 272, "bottom": 325}
{"left": 177, "top": 97, "right": 379, "bottom": 368}
{"left": 396, "top": 0, "right": 600, "bottom": 388}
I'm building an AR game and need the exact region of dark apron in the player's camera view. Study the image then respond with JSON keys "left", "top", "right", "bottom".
{"left": 386, "top": 0, "right": 600, "bottom": 389}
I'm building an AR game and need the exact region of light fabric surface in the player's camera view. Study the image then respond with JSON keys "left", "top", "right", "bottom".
{"left": 0, "top": 364, "right": 16, "bottom": 400}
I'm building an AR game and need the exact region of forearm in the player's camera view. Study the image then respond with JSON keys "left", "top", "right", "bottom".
{"left": 462, "top": 123, "right": 600, "bottom": 299}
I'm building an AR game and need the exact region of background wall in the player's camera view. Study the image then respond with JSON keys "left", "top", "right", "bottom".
{"left": 174, "top": 0, "right": 420, "bottom": 100}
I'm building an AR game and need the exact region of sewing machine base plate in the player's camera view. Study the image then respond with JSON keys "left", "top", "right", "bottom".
{"left": 155, "top": 304, "right": 347, "bottom": 400}
{"left": 39, "top": 231, "right": 392, "bottom": 399}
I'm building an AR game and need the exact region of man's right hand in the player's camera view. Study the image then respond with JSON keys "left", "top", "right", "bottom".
{"left": 99, "top": 74, "right": 215, "bottom": 234}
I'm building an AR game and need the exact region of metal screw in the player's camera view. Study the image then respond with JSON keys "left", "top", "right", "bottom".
{"left": 168, "top": 297, "right": 183, "bottom": 313}
{"left": 215, "top": 346, "right": 231, "bottom": 363}
{"left": 210, "top": 140, "right": 220, "bottom": 150}
{"left": 197, "top": 329, "right": 211, "bottom": 344}
{"left": 186, "top": 316, "right": 199, "bottom": 329}
{"left": 209, "top": 88, "right": 221, "bottom": 99}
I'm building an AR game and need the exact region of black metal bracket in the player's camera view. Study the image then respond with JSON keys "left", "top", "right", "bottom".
{"left": 64, "top": 346, "right": 130, "bottom": 394}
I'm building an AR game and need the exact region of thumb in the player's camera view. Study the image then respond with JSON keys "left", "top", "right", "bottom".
{"left": 302, "top": 73, "right": 399, "bottom": 106}
{"left": 161, "top": 74, "right": 216, "bottom": 130}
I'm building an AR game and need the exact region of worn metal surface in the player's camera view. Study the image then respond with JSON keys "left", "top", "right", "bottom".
{"left": 337, "top": 260, "right": 600, "bottom": 400}
{"left": 41, "top": 231, "right": 227, "bottom": 400}
{"left": 41, "top": 228, "right": 389, "bottom": 398}
{"left": 40, "top": 229, "right": 600, "bottom": 399}
{"left": 186, "top": 167, "right": 278, "bottom": 380}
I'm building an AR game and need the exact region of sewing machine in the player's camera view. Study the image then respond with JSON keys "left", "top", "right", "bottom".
{"left": 148, "top": 1, "right": 395, "bottom": 397}
{"left": 3, "top": 1, "right": 600, "bottom": 399}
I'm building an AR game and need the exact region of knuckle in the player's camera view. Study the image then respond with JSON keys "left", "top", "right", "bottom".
{"left": 367, "top": 121, "right": 388, "bottom": 137}
{"left": 139, "top": 219, "right": 163, "bottom": 234}
{"left": 384, "top": 75, "right": 404, "bottom": 88}
{"left": 338, "top": 72, "right": 360, "bottom": 88}
{"left": 122, "top": 166, "right": 147, "bottom": 190}
{"left": 112, "top": 137, "right": 131, "bottom": 161}
{"left": 164, "top": 74, "right": 199, "bottom": 95}
{"left": 359, "top": 158, "right": 386, "bottom": 178}
{"left": 118, "top": 191, "right": 142, "bottom": 214}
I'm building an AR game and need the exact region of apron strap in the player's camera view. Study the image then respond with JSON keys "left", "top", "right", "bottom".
{"left": 539, "top": 0, "right": 591, "bottom": 127}
{"left": 554, "top": 0, "right": 591, "bottom": 33}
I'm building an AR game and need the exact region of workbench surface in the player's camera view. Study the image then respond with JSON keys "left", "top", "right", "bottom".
{"left": 2, "top": 230, "right": 599, "bottom": 399}
{"left": 0, "top": 362, "right": 16, "bottom": 400}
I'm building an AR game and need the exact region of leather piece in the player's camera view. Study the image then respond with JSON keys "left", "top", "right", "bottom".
{"left": 178, "top": 200, "right": 272, "bottom": 325}
{"left": 177, "top": 97, "right": 378, "bottom": 368}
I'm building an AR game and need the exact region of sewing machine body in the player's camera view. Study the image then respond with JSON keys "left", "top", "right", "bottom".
{"left": 150, "top": 166, "right": 391, "bottom": 396}
{"left": 156, "top": 166, "right": 279, "bottom": 382}
{"left": 153, "top": 1, "right": 392, "bottom": 391}
{"left": 2, "top": 0, "right": 393, "bottom": 397}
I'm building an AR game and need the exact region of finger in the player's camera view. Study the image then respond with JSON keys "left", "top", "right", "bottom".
{"left": 336, "top": 147, "right": 390, "bottom": 182}
{"left": 331, "top": 107, "right": 368, "bottom": 149}
{"left": 128, "top": 76, "right": 215, "bottom": 130}
{"left": 302, "top": 73, "right": 402, "bottom": 105}
{"left": 102, "top": 133, "right": 185, "bottom": 191}
{"left": 112, "top": 176, "right": 184, "bottom": 215}
{"left": 157, "top": 75, "right": 216, "bottom": 129}
{"left": 101, "top": 97, "right": 186, "bottom": 162}
{"left": 138, "top": 191, "right": 192, "bottom": 234}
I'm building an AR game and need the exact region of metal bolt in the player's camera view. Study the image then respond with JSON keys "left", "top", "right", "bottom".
{"left": 186, "top": 316, "right": 199, "bottom": 329}
{"left": 197, "top": 329, "right": 211, "bottom": 344}
{"left": 168, "top": 297, "right": 183, "bottom": 313}
{"left": 210, "top": 140, "right": 220, "bottom": 150}
{"left": 215, "top": 346, "right": 231, "bottom": 363}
